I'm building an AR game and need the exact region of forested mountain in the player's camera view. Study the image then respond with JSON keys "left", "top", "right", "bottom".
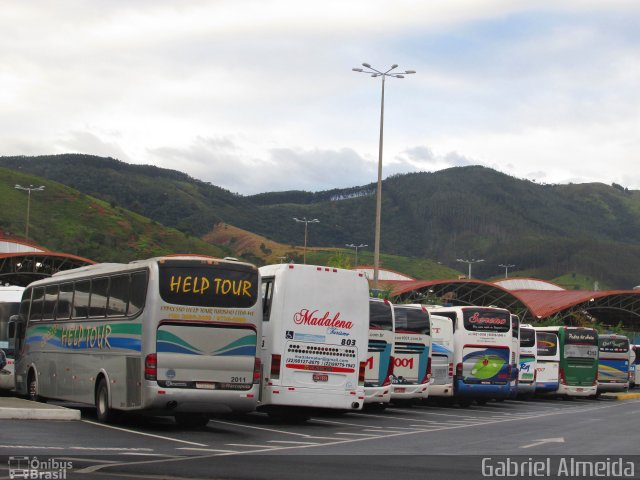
{"left": 2, "top": 154, "right": 640, "bottom": 289}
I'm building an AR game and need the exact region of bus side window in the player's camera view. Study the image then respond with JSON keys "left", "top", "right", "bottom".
{"left": 20, "top": 288, "right": 32, "bottom": 320}
{"left": 107, "top": 274, "right": 129, "bottom": 317}
{"left": 42, "top": 285, "right": 59, "bottom": 321}
{"left": 73, "top": 280, "right": 90, "bottom": 319}
{"left": 128, "top": 271, "right": 148, "bottom": 317}
{"left": 56, "top": 282, "right": 74, "bottom": 321}
{"left": 261, "top": 277, "right": 274, "bottom": 322}
{"left": 89, "top": 277, "right": 109, "bottom": 318}
{"left": 29, "top": 287, "right": 45, "bottom": 322}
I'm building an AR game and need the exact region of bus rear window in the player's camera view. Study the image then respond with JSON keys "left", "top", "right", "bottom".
{"left": 537, "top": 332, "right": 558, "bottom": 357}
{"left": 462, "top": 308, "right": 510, "bottom": 333}
{"left": 393, "top": 307, "right": 429, "bottom": 335}
{"left": 565, "top": 329, "right": 597, "bottom": 346}
{"left": 599, "top": 337, "right": 629, "bottom": 353}
{"left": 369, "top": 301, "right": 393, "bottom": 331}
{"left": 520, "top": 328, "right": 535, "bottom": 348}
{"left": 159, "top": 260, "right": 258, "bottom": 308}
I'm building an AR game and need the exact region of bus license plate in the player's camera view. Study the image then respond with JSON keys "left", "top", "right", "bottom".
{"left": 196, "top": 382, "right": 216, "bottom": 389}
{"left": 313, "top": 373, "right": 329, "bottom": 382}
{"left": 395, "top": 387, "right": 406, "bottom": 393}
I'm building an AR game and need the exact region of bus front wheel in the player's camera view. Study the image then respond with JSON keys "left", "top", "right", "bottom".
{"left": 95, "top": 378, "right": 118, "bottom": 423}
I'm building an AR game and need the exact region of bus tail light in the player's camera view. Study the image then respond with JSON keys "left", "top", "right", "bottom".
{"left": 270, "top": 354, "right": 281, "bottom": 380}
{"left": 456, "top": 362, "right": 463, "bottom": 378}
{"left": 382, "top": 356, "right": 395, "bottom": 387}
{"left": 253, "top": 357, "right": 261, "bottom": 384}
{"left": 422, "top": 357, "right": 432, "bottom": 384}
{"left": 559, "top": 367, "right": 566, "bottom": 385}
{"left": 448, "top": 362, "right": 454, "bottom": 379}
{"left": 144, "top": 353, "right": 157, "bottom": 381}
{"left": 358, "top": 361, "right": 366, "bottom": 386}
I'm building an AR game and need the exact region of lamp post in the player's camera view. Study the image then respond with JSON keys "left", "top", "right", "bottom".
{"left": 293, "top": 217, "right": 319, "bottom": 264}
{"left": 15, "top": 184, "right": 45, "bottom": 241}
{"left": 499, "top": 263, "right": 515, "bottom": 279}
{"left": 353, "top": 62, "right": 415, "bottom": 289}
{"left": 456, "top": 258, "right": 484, "bottom": 279}
{"left": 345, "top": 243, "right": 367, "bottom": 268}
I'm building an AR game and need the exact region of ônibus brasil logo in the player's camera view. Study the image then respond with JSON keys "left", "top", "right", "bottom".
{"left": 293, "top": 309, "right": 353, "bottom": 329}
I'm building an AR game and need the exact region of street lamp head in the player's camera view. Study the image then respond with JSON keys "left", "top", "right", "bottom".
{"left": 311, "top": 219, "right": 319, "bottom": 223}
{"left": 405, "top": 70, "right": 416, "bottom": 74}
{"left": 362, "top": 62, "right": 371, "bottom": 68}
{"left": 396, "top": 75, "right": 405, "bottom": 79}
{"left": 391, "top": 64, "right": 398, "bottom": 69}
{"left": 352, "top": 68, "right": 363, "bottom": 72}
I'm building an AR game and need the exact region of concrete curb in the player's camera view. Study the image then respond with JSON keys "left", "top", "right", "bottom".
{"left": 601, "top": 392, "right": 640, "bottom": 401}
{"left": 0, "top": 398, "right": 81, "bottom": 420}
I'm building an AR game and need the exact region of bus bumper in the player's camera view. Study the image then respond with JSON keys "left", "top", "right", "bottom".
{"left": 535, "top": 381, "right": 559, "bottom": 393}
{"left": 145, "top": 384, "right": 259, "bottom": 414}
{"left": 364, "top": 385, "right": 391, "bottom": 404}
{"left": 260, "top": 385, "right": 365, "bottom": 410}
{"left": 454, "top": 380, "right": 510, "bottom": 400}
{"left": 391, "top": 383, "right": 426, "bottom": 400}
{"left": 597, "top": 381, "right": 629, "bottom": 393}
{"left": 517, "top": 382, "right": 536, "bottom": 395}
{"left": 428, "top": 383, "right": 454, "bottom": 397}
{"left": 557, "top": 384, "right": 597, "bottom": 397}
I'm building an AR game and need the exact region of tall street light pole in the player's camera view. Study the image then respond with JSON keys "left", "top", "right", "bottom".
{"left": 456, "top": 258, "right": 484, "bottom": 280}
{"left": 15, "top": 184, "right": 45, "bottom": 241}
{"left": 499, "top": 263, "right": 516, "bottom": 279}
{"left": 345, "top": 243, "right": 367, "bottom": 268}
{"left": 293, "top": 217, "right": 319, "bottom": 265}
{"left": 352, "top": 63, "right": 415, "bottom": 290}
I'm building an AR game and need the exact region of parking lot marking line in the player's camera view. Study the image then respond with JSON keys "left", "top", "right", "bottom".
{"left": 0, "top": 445, "right": 65, "bottom": 450}
{"left": 208, "top": 418, "right": 324, "bottom": 438}
{"left": 70, "top": 446, "right": 154, "bottom": 451}
{"left": 312, "top": 418, "right": 384, "bottom": 429}
{"left": 120, "top": 453, "right": 182, "bottom": 457}
{"left": 177, "top": 447, "right": 238, "bottom": 453}
{"left": 361, "top": 429, "right": 408, "bottom": 434}
{"left": 81, "top": 420, "right": 208, "bottom": 447}
{"left": 335, "top": 432, "right": 381, "bottom": 437}
{"left": 388, "top": 410, "right": 479, "bottom": 419}
{"left": 267, "top": 440, "right": 319, "bottom": 445}
{"left": 225, "top": 443, "right": 279, "bottom": 449}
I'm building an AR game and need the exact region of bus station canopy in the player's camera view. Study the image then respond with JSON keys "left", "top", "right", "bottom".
{"left": 387, "top": 278, "right": 640, "bottom": 331}
{"left": 0, "top": 237, "right": 94, "bottom": 287}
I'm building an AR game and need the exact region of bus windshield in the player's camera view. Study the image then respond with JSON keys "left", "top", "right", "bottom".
{"left": 0, "top": 302, "right": 20, "bottom": 350}
{"left": 599, "top": 337, "right": 629, "bottom": 353}
{"left": 463, "top": 308, "right": 510, "bottom": 333}
{"left": 369, "top": 301, "right": 393, "bottom": 331}
{"left": 394, "top": 307, "right": 429, "bottom": 335}
{"left": 537, "top": 332, "right": 558, "bottom": 357}
{"left": 520, "top": 328, "right": 535, "bottom": 348}
{"left": 159, "top": 259, "right": 259, "bottom": 308}
{"left": 564, "top": 329, "right": 598, "bottom": 359}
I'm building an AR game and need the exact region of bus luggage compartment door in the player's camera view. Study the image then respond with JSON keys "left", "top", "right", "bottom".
{"left": 282, "top": 341, "right": 358, "bottom": 389}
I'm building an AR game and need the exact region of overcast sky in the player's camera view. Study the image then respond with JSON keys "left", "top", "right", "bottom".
{"left": 1, "top": 1, "right": 639, "bottom": 195}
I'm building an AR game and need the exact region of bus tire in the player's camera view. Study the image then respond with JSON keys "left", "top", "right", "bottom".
{"left": 27, "top": 370, "right": 45, "bottom": 403}
{"left": 458, "top": 399, "right": 472, "bottom": 408}
{"left": 174, "top": 413, "right": 210, "bottom": 428}
{"left": 95, "top": 378, "right": 118, "bottom": 423}
{"left": 476, "top": 399, "right": 488, "bottom": 405}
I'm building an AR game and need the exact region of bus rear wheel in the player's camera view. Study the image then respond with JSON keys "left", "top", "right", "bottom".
{"left": 95, "top": 378, "right": 119, "bottom": 423}
{"left": 174, "top": 413, "right": 210, "bottom": 428}
{"left": 27, "top": 370, "right": 45, "bottom": 403}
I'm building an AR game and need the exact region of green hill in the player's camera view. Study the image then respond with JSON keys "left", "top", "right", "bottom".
{"left": 0, "top": 167, "right": 229, "bottom": 262}
{"left": 3, "top": 154, "right": 640, "bottom": 289}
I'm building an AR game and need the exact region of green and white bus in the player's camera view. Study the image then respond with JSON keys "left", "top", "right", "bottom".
{"left": 535, "top": 326, "right": 598, "bottom": 397}
{"left": 9, "top": 255, "right": 262, "bottom": 426}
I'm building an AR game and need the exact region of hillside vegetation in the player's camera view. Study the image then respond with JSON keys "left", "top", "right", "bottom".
{"left": 0, "top": 167, "right": 228, "bottom": 262}
{"left": 2, "top": 154, "right": 640, "bottom": 289}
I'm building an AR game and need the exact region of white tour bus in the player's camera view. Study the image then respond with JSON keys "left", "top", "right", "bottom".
{"left": 9, "top": 256, "right": 262, "bottom": 426}
{"left": 0, "top": 286, "right": 25, "bottom": 391}
{"left": 259, "top": 264, "right": 370, "bottom": 419}
{"left": 534, "top": 327, "right": 560, "bottom": 394}
{"left": 597, "top": 334, "right": 630, "bottom": 393}
{"left": 509, "top": 314, "right": 520, "bottom": 398}
{"left": 430, "top": 306, "right": 512, "bottom": 406}
{"left": 390, "top": 303, "right": 432, "bottom": 402}
{"left": 365, "top": 298, "right": 395, "bottom": 406}
{"left": 428, "top": 314, "right": 454, "bottom": 398}
{"left": 631, "top": 345, "right": 640, "bottom": 388}
{"left": 517, "top": 324, "right": 537, "bottom": 397}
